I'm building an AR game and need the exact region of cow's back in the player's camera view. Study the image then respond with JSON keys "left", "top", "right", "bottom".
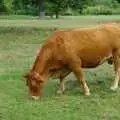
{"left": 50, "top": 25, "right": 120, "bottom": 68}
{"left": 40, "top": 24, "right": 120, "bottom": 69}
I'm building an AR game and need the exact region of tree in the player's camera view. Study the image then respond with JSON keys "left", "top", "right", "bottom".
{"left": 12, "top": 0, "right": 22, "bottom": 11}
{"left": 38, "top": 0, "right": 45, "bottom": 17}
{"left": 12, "top": 0, "right": 38, "bottom": 15}
{"left": 0, "top": 0, "right": 6, "bottom": 14}
{"left": 45, "top": 0, "right": 69, "bottom": 19}
{"left": 116, "top": 0, "right": 120, "bottom": 3}
{"left": 70, "top": 0, "right": 94, "bottom": 13}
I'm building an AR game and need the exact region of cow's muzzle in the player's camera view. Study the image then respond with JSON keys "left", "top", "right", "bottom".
{"left": 31, "top": 96, "right": 40, "bottom": 100}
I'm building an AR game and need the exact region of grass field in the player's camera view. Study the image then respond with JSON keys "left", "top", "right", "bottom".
{"left": 0, "top": 15, "right": 120, "bottom": 120}
{"left": 0, "top": 15, "right": 120, "bottom": 28}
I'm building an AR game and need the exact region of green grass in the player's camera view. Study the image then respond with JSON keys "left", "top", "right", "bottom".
{"left": 0, "top": 16, "right": 120, "bottom": 120}
{"left": 0, "top": 15, "right": 120, "bottom": 28}
{"left": 0, "top": 15, "right": 37, "bottom": 20}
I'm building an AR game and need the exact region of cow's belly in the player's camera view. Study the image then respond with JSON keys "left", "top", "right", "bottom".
{"left": 80, "top": 52, "right": 112, "bottom": 68}
{"left": 78, "top": 46, "right": 112, "bottom": 68}
{"left": 81, "top": 58, "right": 102, "bottom": 68}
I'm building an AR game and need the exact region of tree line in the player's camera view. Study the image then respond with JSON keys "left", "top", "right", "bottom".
{"left": 0, "top": 0, "right": 120, "bottom": 18}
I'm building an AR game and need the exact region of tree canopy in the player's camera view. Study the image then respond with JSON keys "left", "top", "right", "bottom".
{"left": 1, "top": 0, "right": 120, "bottom": 18}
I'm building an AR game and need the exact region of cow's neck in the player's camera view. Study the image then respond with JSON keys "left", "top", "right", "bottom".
{"left": 31, "top": 48, "right": 51, "bottom": 80}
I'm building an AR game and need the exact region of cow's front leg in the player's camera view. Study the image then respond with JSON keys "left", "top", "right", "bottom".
{"left": 69, "top": 61, "right": 90, "bottom": 96}
{"left": 111, "top": 53, "right": 120, "bottom": 90}
{"left": 57, "top": 77, "right": 65, "bottom": 95}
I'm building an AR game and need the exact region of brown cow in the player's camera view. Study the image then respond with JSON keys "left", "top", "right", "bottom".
{"left": 24, "top": 24, "right": 120, "bottom": 100}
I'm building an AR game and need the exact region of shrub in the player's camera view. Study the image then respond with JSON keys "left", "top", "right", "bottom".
{"left": 82, "top": 5, "right": 113, "bottom": 15}
{"left": 0, "top": 0, "right": 8, "bottom": 14}
{"left": 62, "top": 7, "right": 73, "bottom": 16}
{"left": 112, "top": 7, "right": 120, "bottom": 14}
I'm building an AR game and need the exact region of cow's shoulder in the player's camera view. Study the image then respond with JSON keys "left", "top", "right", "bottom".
{"left": 40, "top": 30, "right": 68, "bottom": 54}
{"left": 46, "top": 30, "right": 69, "bottom": 44}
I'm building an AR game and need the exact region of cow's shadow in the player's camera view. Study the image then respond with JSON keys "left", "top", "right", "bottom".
{"left": 55, "top": 74, "right": 114, "bottom": 96}
{"left": 43, "top": 70, "right": 115, "bottom": 98}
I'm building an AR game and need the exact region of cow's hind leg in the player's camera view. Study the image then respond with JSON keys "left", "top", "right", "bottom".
{"left": 69, "top": 61, "right": 90, "bottom": 96}
{"left": 57, "top": 77, "right": 65, "bottom": 95}
{"left": 111, "top": 51, "right": 120, "bottom": 90}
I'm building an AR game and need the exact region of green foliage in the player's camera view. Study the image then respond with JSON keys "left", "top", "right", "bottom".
{"left": 45, "top": 0, "right": 92, "bottom": 18}
{"left": 94, "top": 0, "right": 120, "bottom": 9}
{"left": 82, "top": 5, "right": 113, "bottom": 15}
{"left": 45, "top": 0, "right": 69, "bottom": 18}
{"left": 116, "top": 0, "right": 120, "bottom": 3}
{"left": 11, "top": 0, "right": 38, "bottom": 15}
{"left": 48, "top": 0, "right": 120, "bottom": 16}
{"left": 63, "top": 7, "right": 73, "bottom": 16}
{"left": 44, "top": 1, "right": 55, "bottom": 17}
{"left": 4, "top": 0, "right": 12, "bottom": 13}
{"left": 82, "top": 4, "right": 120, "bottom": 15}
{"left": 0, "top": 0, "right": 120, "bottom": 16}
{"left": 70, "top": 0, "right": 93, "bottom": 13}
{"left": 112, "top": 7, "right": 120, "bottom": 15}
{"left": 0, "top": 0, "right": 7, "bottom": 14}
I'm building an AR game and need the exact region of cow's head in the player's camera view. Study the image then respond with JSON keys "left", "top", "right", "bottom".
{"left": 24, "top": 71, "right": 44, "bottom": 100}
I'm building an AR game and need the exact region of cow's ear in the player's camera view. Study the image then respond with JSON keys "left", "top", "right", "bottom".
{"left": 23, "top": 72, "right": 30, "bottom": 79}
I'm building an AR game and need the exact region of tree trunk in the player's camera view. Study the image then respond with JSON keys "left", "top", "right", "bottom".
{"left": 38, "top": 0, "right": 45, "bottom": 17}
{"left": 55, "top": 11, "right": 59, "bottom": 19}
{"left": 39, "top": 11, "right": 45, "bottom": 17}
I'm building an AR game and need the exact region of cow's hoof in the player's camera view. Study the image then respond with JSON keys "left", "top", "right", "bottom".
{"left": 84, "top": 92, "right": 91, "bottom": 96}
{"left": 110, "top": 86, "right": 118, "bottom": 91}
